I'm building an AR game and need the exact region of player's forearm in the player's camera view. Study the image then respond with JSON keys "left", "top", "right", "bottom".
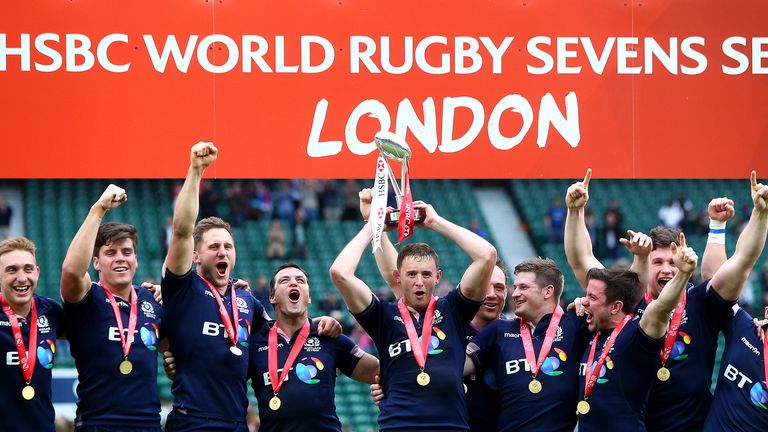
{"left": 429, "top": 216, "right": 497, "bottom": 267}
{"left": 732, "top": 209, "right": 768, "bottom": 265}
{"left": 62, "top": 204, "right": 106, "bottom": 279}
{"left": 374, "top": 232, "right": 400, "bottom": 297}
{"left": 629, "top": 255, "right": 649, "bottom": 293}
{"left": 565, "top": 208, "right": 601, "bottom": 288}
{"left": 172, "top": 166, "right": 204, "bottom": 238}
{"left": 700, "top": 241, "right": 727, "bottom": 281}
{"left": 641, "top": 269, "right": 691, "bottom": 338}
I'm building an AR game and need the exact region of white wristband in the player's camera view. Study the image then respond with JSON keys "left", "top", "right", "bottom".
{"left": 708, "top": 219, "right": 726, "bottom": 244}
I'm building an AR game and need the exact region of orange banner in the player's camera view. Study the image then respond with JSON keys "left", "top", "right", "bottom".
{"left": 1, "top": 1, "right": 766, "bottom": 178}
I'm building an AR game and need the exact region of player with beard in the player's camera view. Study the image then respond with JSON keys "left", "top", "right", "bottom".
{"left": 162, "top": 143, "right": 341, "bottom": 431}
{"left": 358, "top": 188, "right": 505, "bottom": 431}
{"left": 565, "top": 169, "right": 768, "bottom": 431}
{"left": 577, "top": 236, "right": 696, "bottom": 431}
{"left": 0, "top": 237, "right": 64, "bottom": 431}
{"left": 162, "top": 142, "right": 268, "bottom": 431}
{"left": 248, "top": 263, "right": 379, "bottom": 432}
{"left": 61, "top": 184, "right": 164, "bottom": 431}
{"left": 330, "top": 199, "right": 497, "bottom": 431}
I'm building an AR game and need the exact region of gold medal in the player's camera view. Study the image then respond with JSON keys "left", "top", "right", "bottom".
{"left": 656, "top": 367, "right": 670, "bottom": 381}
{"left": 528, "top": 379, "right": 542, "bottom": 394}
{"left": 119, "top": 360, "right": 133, "bottom": 375}
{"left": 577, "top": 400, "right": 590, "bottom": 415}
{"left": 22, "top": 385, "right": 35, "bottom": 400}
{"left": 416, "top": 371, "right": 430, "bottom": 386}
{"left": 269, "top": 395, "right": 281, "bottom": 411}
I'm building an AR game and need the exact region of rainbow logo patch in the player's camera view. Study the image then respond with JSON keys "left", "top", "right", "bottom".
{"left": 237, "top": 319, "right": 251, "bottom": 347}
{"left": 425, "top": 327, "right": 446, "bottom": 355}
{"left": 592, "top": 355, "right": 614, "bottom": 384}
{"left": 296, "top": 356, "right": 324, "bottom": 384}
{"left": 140, "top": 323, "right": 159, "bottom": 350}
{"left": 750, "top": 382, "right": 768, "bottom": 410}
{"left": 671, "top": 331, "right": 691, "bottom": 361}
{"left": 37, "top": 339, "right": 55, "bottom": 369}
{"left": 541, "top": 348, "right": 568, "bottom": 377}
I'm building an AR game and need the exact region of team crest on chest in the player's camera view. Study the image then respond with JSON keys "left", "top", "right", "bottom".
{"left": 304, "top": 336, "right": 321, "bottom": 352}
{"left": 554, "top": 326, "right": 564, "bottom": 342}
{"left": 432, "top": 309, "right": 443, "bottom": 325}
{"left": 141, "top": 301, "right": 156, "bottom": 318}
{"left": 236, "top": 297, "right": 249, "bottom": 313}
{"left": 37, "top": 315, "right": 51, "bottom": 334}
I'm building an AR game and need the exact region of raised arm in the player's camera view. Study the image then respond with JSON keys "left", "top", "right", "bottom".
{"left": 641, "top": 233, "right": 697, "bottom": 339}
{"left": 329, "top": 224, "right": 377, "bottom": 313}
{"left": 61, "top": 184, "right": 127, "bottom": 303}
{"left": 710, "top": 172, "right": 768, "bottom": 301}
{"left": 700, "top": 197, "right": 735, "bottom": 280}
{"left": 622, "top": 230, "right": 653, "bottom": 294}
{"left": 412, "top": 201, "right": 497, "bottom": 301}
{"left": 564, "top": 169, "right": 603, "bottom": 289}
{"left": 165, "top": 142, "right": 217, "bottom": 275}
{"left": 359, "top": 188, "right": 400, "bottom": 296}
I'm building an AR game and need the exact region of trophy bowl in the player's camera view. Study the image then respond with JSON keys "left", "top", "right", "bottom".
{"left": 374, "top": 131, "right": 411, "bottom": 161}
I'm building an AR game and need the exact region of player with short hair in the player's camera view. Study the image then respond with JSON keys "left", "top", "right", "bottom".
{"left": 465, "top": 257, "right": 591, "bottom": 432}
{"left": 565, "top": 170, "right": 767, "bottom": 431}
{"left": 163, "top": 142, "right": 269, "bottom": 431}
{"left": 0, "top": 236, "right": 64, "bottom": 431}
{"left": 577, "top": 238, "right": 695, "bottom": 431}
{"left": 330, "top": 199, "right": 497, "bottom": 431}
{"left": 248, "top": 262, "right": 379, "bottom": 432}
{"left": 61, "top": 184, "right": 164, "bottom": 431}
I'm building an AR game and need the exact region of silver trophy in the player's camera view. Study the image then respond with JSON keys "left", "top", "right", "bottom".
{"left": 373, "top": 132, "right": 422, "bottom": 226}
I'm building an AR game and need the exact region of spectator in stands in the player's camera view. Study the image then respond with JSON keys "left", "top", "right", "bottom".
{"left": 0, "top": 194, "right": 12, "bottom": 239}
{"left": 469, "top": 218, "right": 488, "bottom": 239}
{"left": 226, "top": 182, "right": 249, "bottom": 227}
{"left": 274, "top": 180, "right": 300, "bottom": 223}
{"left": 341, "top": 179, "right": 361, "bottom": 221}
{"left": 602, "top": 199, "right": 623, "bottom": 259}
{"left": 247, "top": 180, "right": 272, "bottom": 221}
{"left": 544, "top": 196, "right": 566, "bottom": 244}
{"left": 319, "top": 180, "right": 342, "bottom": 221}
{"left": 290, "top": 206, "right": 309, "bottom": 260}
{"left": 199, "top": 180, "right": 219, "bottom": 219}
{"left": 299, "top": 179, "right": 321, "bottom": 222}
{"left": 266, "top": 219, "right": 287, "bottom": 259}
{"left": 252, "top": 275, "right": 273, "bottom": 315}
{"left": 762, "top": 263, "right": 768, "bottom": 307}
{"left": 584, "top": 208, "right": 598, "bottom": 251}
{"left": 319, "top": 291, "right": 343, "bottom": 318}
{"left": 658, "top": 197, "right": 684, "bottom": 228}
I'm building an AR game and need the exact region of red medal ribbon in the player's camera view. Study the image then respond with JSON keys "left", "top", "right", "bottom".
{"left": 583, "top": 313, "right": 633, "bottom": 401}
{"left": 520, "top": 305, "right": 564, "bottom": 379}
{"left": 644, "top": 291, "right": 653, "bottom": 305}
{"left": 659, "top": 290, "right": 686, "bottom": 366}
{"left": 397, "top": 296, "right": 437, "bottom": 371}
{"left": 397, "top": 160, "right": 414, "bottom": 244}
{"left": 268, "top": 320, "right": 311, "bottom": 395}
{"left": 201, "top": 276, "right": 240, "bottom": 349}
{"left": 101, "top": 281, "right": 138, "bottom": 360}
{"left": 762, "top": 327, "right": 767, "bottom": 387}
{"left": 0, "top": 294, "right": 37, "bottom": 384}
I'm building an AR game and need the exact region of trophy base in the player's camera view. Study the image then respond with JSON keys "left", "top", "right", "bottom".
{"left": 384, "top": 209, "right": 424, "bottom": 226}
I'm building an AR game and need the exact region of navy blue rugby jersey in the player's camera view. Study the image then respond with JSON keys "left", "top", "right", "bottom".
{"left": 352, "top": 287, "right": 481, "bottom": 431}
{"left": 634, "top": 281, "right": 734, "bottom": 432}
{"left": 463, "top": 324, "right": 500, "bottom": 432}
{"left": 468, "top": 310, "right": 590, "bottom": 432}
{"left": 577, "top": 316, "right": 663, "bottom": 432}
{"left": 64, "top": 282, "right": 163, "bottom": 428}
{"left": 0, "top": 295, "right": 64, "bottom": 432}
{"left": 702, "top": 306, "right": 768, "bottom": 431}
{"left": 249, "top": 320, "right": 363, "bottom": 432}
{"left": 162, "top": 268, "right": 266, "bottom": 421}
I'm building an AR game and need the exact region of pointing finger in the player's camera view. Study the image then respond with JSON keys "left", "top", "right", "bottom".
{"left": 583, "top": 168, "right": 592, "bottom": 188}
{"left": 678, "top": 232, "right": 687, "bottom": 249}
{"left": 751, "top": 170, "right": 758, "bottom": 191}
